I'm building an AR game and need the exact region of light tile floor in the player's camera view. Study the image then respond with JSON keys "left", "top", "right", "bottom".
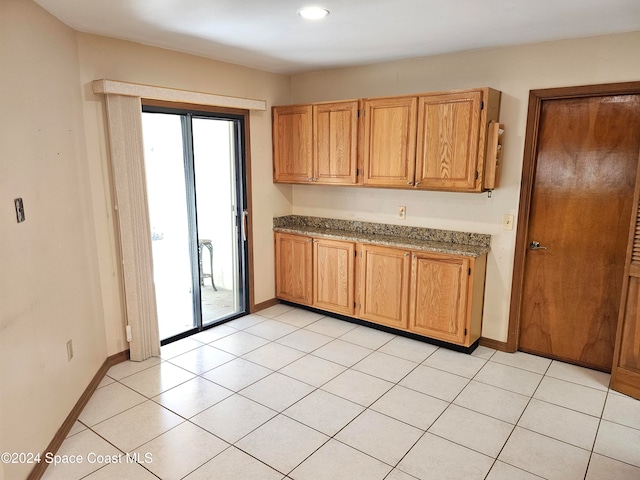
{"left": 43, "top": 305, "right": 640, "bottom": 480}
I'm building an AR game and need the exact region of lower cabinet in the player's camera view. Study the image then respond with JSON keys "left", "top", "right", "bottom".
{"left": 275, "top": 232, "right": 486, "bottom": 348}
{"left": 357, "top": 244, "right": 411, "bottom": 329}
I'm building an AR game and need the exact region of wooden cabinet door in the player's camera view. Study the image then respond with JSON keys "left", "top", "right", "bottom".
{"left": 358, "top": 245, "right": 411, "bottom": 329}
{"left": 362, "top": 96, "right": 418, "bottom": 187}
{"left": 313, "top": 238, "right": 355, "bottom": 315}
{"left": 314, "top": 101, "right": 359, "bottom": 184}
{"left": 409, "top": 252, "right": 470, "bottom": 345}
{"left": 273, "top": 105, "right": 313, "bottom": 183}
{"left": 415, "top": 90, "right": 483, "bottom": 191}
{"left": 275, "top": 233, "right": 313, "bottom": 305}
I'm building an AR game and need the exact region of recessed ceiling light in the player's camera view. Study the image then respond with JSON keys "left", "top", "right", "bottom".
{"left": 298, "top": 6, "right": 330, "bottom": 20}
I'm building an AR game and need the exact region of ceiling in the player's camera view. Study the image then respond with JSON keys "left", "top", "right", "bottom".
{"left": 34, "top": 0, "right": 640, "bottom": 74}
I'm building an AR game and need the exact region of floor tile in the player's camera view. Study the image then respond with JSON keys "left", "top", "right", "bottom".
{"left": 593, "top": 420, "right": 640, "bottom": 467}
{"left": 533, "top": 376, "right": 607, "bottom": 417}
{"left": 106, "top": 357, "right": 162, "bottom": 380}
{"left": 241, "top": 372, "right": 315, "bottom": 411}
{"left": 153, "top": 376, "right": 233, "bottom": 418}
{"left": 429, "top": 404, "right": 513, "bottom": 457}
{"left": 184, "top": 446, "right": 284, "bottom": 480}
{"left": 454, "top": 380, "right": 529, "bottom": 424}
{"left": 586, "top": 453, "right": 640, "bottom": 480}
{"left": 167, "top": 345, "right": 235, "bottom": 374}
{"left": 322, "top": 369, "right": 393, "bottom": 407}
{"left": 290, "top": 439, "right": 392, "bottom": 480}
{"left": 338, "top": 325, "right": 396, "bottom": 349}
{"left": 485, "top": 461, "right": 544, "bottom": 480}
{"left": 159, "top": 338, "right": 204, "bottom": 359}
{"left": 336, "top": 409, "right": 423, "bottom": 465}
{"left": 244, "top": 319, "right": 300, "bottom": 341}
{"left": 274, "top": 308, "right": 325, "bottom": 327}
{"left": 133, "top": 422, "right": 228, "bottom": 480}
{"left": 398, "top": 433, "right": 494, "bottom": 480}
{"left": 474, "top": 361, "right": 542, "bottom": 396}
{"left": 79, "top": 382, "right": 146, "bottom": 426}
{"left": 385, "top": 469, "right": 420, "bottom": 480}
{"left": 602, "top": 391, "right": 640, "bottom": 430}
{"left": 202, "top": 357, "right": 272, "bottom": 391}
{"left": 191, "top": 394, "right": 276, "bottom": 443}
{"left": 498, "top": 427, "right": 590, "bottom": 480}
{"left": 470, "top": 345, "right": 496, "bottom": 360}
{"left": 284, "top": 389, "right": 364, "bottom": 436}
{"left": 276, "top": 329, "right": 334, "bottom": 353}
{"left": 490, "top": 351, "right": 551, "bottom": 374}
{"left": 312, "top": 339, "right": 373, "bottom": 367}
{"left": 120, "top": 362, "right": 195, "bottom": 397}
{"left": 422, "top": 348, "right": 487, "bottom": 378}
{"left": 352, "top": 351, "right": 417, "bottom": 382}
{"left": 224, "top": 313, "right": 268, "bottom": 330}
{"left": 370, "top": 385, "right": 448, "bottom": 430}
{"left": 304, "top": 317, "right": 358, "bottom": 337}
{"left": 545, "top": 361, "right": 610, "bottom": 391}
{"left": 242, "top": 342, "right": 306, "bottom": 370}
{"left": 191, "top": 324, "right": 238, "bottom": 343}
{"left": 256, "top": 303, "right": 296, "bottom": 319}
{"left": 41, "top": 429, "right": 120, "bottom": 480}
{"left": 279, "top": 354, "right": 346, "bottom": 387}
{"left": 92, "top": 400, "right": 184, "bottom": 452}
{"left": 66, "top": 421, "right": 87, "bottom": 438}
{"left": 210, "top": 331, "right": 270, "bottom": 355}
{"left": 82, "top": 462, "right": 159, "bottom": 480}
{"left": 518, "top": 399, "right": 600, "bottom": 450}
{"left": 378, "top": 336, "right": 438, "bottom": 363}
{"left": 96, "top": 375, "right": 115, "bottom": 389}
{"left": 236, "top": 415, "right": 329, "bottom": 474}
{"left": 399, "top": 365, "right": 469, "bottom": 402}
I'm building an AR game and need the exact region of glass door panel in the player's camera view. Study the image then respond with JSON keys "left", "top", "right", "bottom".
{"left": 142, "top": 113, "right": 195, "bottom": 340}
{"left": 192, "top": 117, "right": 243, "bottom": 325}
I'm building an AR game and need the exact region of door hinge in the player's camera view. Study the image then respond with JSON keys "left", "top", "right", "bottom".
{"left": 464, "top": 328, "right": 468, "bottom": 336}
{"left": 468, "top": 268, "right": 471, "bottom": 276}
{"left": 357, "top": 110, "right": 360, "bottom": 117}
{"left": 354, "top": 250, "right": 357, "bottom": 257}
{"left": 474, "top": 171, "right": 479, "bottom": 180}
{"left": 354, "top": 302, "right": 356, "bottom": 308}
{"left": 356, "top": 168, "right": 359, "bottom": 176}
{"left": 480, "top": 101, "right": 484, "bottom": 110}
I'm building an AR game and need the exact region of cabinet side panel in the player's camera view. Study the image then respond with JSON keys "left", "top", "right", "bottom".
{"left": 619, "top": 277, "right": 640, "bottom": 374}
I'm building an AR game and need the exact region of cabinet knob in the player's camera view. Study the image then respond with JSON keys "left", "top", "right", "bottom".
{"left": 407, "top": 181, "right": 413, "bottom": 185}
{"left": 415, "top": 182, "right": 421, "bottom": 186}
{"left": 307, "top": 178, "right": 312, "bottom": 182}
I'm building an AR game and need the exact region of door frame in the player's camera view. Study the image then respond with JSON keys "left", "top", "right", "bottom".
{"left": 506, "top": 81, "right": 640, "bottom": 353}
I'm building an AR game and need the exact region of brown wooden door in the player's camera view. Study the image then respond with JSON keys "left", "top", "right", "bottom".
{"left": 313, "top": 238, "right": 355, "bottom": 315}
{"left": 314, "top": 101, "right": 359, "bottom": 184}
{"left": 272, "top": 105, "right": 313, "bottom": 183}
{"left": 409, "top": 252, "right": 470, "bottom": 345}
{"left": 358, "top": 244, "right": 411, "bottom": 329}
{"left": 275, "top": 233, "right": 313, "bottom": 305}
{"left": 519, "top": 94, "right": 640, "bottom": 371}
{"left": 362, "top": 96, "right": 417, "bottom": 187}
{"left": 415, "top": 91, "right": 482, "bottom": 191}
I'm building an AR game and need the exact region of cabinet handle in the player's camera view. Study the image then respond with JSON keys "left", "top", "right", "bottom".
{"left": 404, "top": 253, "right": 409, "bottom": 257}
{"left": 407, "top": 181, "right": 413, "bottom": 185}
{"left": 415, "top": 182, "right": 421, "bottom": 186}
{"left": 314, "top": 178, "right": 318, "bottom": 182}
{"left": 307, "top": 177, "right": 312, "bottom": 182}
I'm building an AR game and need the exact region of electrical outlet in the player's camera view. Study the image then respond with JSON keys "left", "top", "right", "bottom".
{"left": 66, "top": 340, "right": 73, "bottom": 361}
{"left": 397, "top": 206, "right": 406, "bottom": 220}
{"left": 502, "top": 214, "right": 514, "bottom": 231}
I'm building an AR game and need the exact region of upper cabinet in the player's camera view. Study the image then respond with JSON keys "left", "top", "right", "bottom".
{"left": 273, "top": 100, "right": 359, "bottom": 185}
{"left": 273, "top": 87, "right": 502, "bottom": 193}
{"left": 362, "top": 96, "right": 417, "bottom": 187}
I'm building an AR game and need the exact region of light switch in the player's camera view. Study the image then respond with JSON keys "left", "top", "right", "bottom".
{"left": 502, "top": 214, "right": 514, "bottom": 231}
{"left": 14, "top": 198, "right": 25, "bottom": 223}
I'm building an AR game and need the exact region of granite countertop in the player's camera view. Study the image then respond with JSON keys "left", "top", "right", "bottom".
{"left": 274, "top": 215, "right": 491, "bottom": 257}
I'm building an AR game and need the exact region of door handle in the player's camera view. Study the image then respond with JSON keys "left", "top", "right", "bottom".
{"left": 242, "top": 210, "right": 248, "bottom": 242}
{"left": 529, "top": 241, "right": 547, "bottom": 250}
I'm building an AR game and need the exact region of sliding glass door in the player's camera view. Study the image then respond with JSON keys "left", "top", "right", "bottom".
{"left": 141, "top": 106, "right": 248, "bottom": 343}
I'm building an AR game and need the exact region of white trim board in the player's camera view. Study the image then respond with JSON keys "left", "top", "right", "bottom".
{"left": 92, "top": 79, "right": 266, "bottom": 111}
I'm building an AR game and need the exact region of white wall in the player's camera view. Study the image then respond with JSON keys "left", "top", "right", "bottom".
{"left": 0, "top": 2, "right": 107, "bottom": 478}
{"left": 289, "top": 32, "right": 640, "bottom": 342}
{"left": 75, "top": 33, "right": 293, "bottom": 355}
